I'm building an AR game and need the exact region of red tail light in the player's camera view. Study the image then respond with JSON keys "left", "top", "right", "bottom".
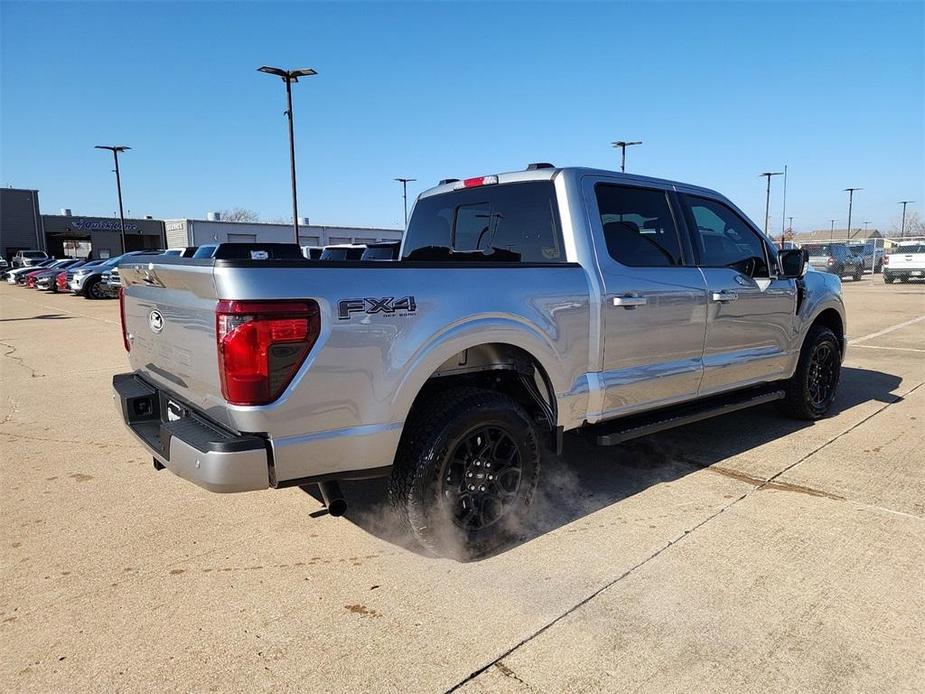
{"left": 118, "top": 288, "right": 131, "bottom": 352}
{"left": 56, "top": 272, "right": 67, "bottom": 289}
{"left": 826, "top": 257, "right": 836, "bottom": 265}
{"left": 27, "top": 276, "right": 36, "bottom": 287}
{"left": 216, "top": 300, "right": 320, "bottom": 406}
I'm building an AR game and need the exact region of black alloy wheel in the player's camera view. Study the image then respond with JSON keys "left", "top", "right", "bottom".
{"left": 444, "top": 425, "right": 524, "bottom": 531}
{"left": 807, "top": 341, "right": 838, "bottom": 408}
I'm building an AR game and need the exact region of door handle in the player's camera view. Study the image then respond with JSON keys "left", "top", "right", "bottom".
{"left": 711, "top": 290, "right": 738, "bottom": 303}
{"left": 613, "top": 294, "right": 647, "bottom": 308}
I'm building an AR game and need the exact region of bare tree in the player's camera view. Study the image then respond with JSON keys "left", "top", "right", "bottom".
{"left": 219, "top": 207, "right": 260, "bottom": 223}
{"left": 889, "top": 209, "right": 924, "bottom": 237}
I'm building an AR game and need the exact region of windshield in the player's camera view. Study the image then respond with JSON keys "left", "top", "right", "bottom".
{"left": 321, "top": 247, "right": 364, "bottom": 261}
{"left": 192, "top": 246, "right": 217, "bottom": 259}
{"left": 22, "top": 251, "right": 47, "bottom": 258}
{"left": 362, "top": 245, "right": 398, "bottom": 260}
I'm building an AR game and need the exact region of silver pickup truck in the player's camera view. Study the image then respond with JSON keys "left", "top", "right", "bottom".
{"left": 113, "top": 165, "right": 846, "bottom": 559}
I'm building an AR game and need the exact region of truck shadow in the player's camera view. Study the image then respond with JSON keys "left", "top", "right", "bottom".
{"left": 303, "top": 366, "right": 902, "bottom": 560}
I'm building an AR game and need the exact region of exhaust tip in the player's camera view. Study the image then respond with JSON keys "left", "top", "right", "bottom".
{"left": 318, "top": 480, "right": 347, "bottom": 517}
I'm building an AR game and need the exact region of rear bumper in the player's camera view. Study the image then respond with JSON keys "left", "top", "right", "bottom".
{"left": 112, "top": 373, "right": 270, "bottom": 493}
{"left": 884, "top": 269, "right": 924, "bottom": 278}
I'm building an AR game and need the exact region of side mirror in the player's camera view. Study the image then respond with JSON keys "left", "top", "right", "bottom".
{"left": 778, "top": 248, "right": 807, "bottom": 279}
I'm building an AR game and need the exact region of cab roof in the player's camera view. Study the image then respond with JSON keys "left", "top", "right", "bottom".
{"left": 418, "top": 165, "right": 724, "bottom": 201}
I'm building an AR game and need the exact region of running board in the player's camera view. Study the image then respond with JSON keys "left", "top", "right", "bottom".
{"left": 590, "top": 387, "right": 786, "bottom": 446}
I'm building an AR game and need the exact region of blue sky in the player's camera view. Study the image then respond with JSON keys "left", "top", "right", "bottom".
{"left": 1, "top": 1, "right": 923, "bottom": 232}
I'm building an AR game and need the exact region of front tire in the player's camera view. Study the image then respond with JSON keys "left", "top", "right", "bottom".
{"left": 86, "top": 278, "right": 105, "bottom": 300}
{"left": 853, "top": 265, "right": 863, "bottom": 281}
{"left": 779, "top": 325, "right": 841, "bottom": 420}
{"left": 388, "top": 388, "right": 541, "bottom": 560}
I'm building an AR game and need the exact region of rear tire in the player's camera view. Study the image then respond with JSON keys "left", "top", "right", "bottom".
{"left": 779, "top": 325, "right": 841, "bottom": 420}
{"left": 883, "top": 274, "right": 895, "bottom": 284}
{"left": 853, "top": 265, "right": 863, "bottom": 281}
{"left": 900, "top": 276, "right": 910, "bottom": 283}
{"left": 388, "top": 387, "right": 541, "bottom": 561}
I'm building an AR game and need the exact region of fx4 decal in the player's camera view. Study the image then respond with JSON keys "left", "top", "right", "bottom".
{"left": 338, "top": 296, "right": 417, "bottom": 320}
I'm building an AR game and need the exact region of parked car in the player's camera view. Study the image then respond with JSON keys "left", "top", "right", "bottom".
{"left": 847, "top": 243, "right": 884, "bottom": 273}
{"left": 11, "top": 250, "right": 49, "bottom": 268}
{"left": 60, "top": 260, "right": 104, "bottom": 293}
{"left": 301, "top": 245, "right": 325, "bottom": 260}
{"left": 17, "top": 259, "right": 73, "bottom": 286}
{"left": 883, "top": 242, "right": 925, "bottom": 283}
{"left": 320, "top": 244, "right": 366, "bottom": 261}
{"left": 0, "top": 257, "right": 8, "bottom": 277}
{"left": 26, "top": 259, "right": 83, "bottom": 288}
{"left": 6, "top": 259, "right": 57, "bottom": 284}
{"left": 37, "top": 260, "right": 93, "bottom": 292}
{"left": 100, "top": 268, "right": 121, "bottom": 298}
{"left": 803, "top": 243, "right": 864, "bottom": 280}
{"left": 361, "top": 241, "right": 401, "bottom": 261}
{"left": 114, "top": 164, "right": 845, "bottom": 560}
{"left": 71, "top": 250, "right": 164, "bottom": 299}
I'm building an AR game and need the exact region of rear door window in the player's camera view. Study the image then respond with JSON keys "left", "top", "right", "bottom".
{"left": 404, "top": 181, "right": 563, "bottom": 262}
{"left": 594, "top": 184, "right": 683, "bottom": 267}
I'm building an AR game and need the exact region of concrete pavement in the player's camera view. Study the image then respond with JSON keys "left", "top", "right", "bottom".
{"left": 1, "top": 278, "right": 923, "bottom": 692}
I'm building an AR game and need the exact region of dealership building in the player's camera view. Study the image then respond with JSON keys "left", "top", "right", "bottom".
{"left": 1, "top": 187, "right": 166, "bottom": 260}
{"left": 41, "top": 212, "right": 165, "bottom": 259}
{"left": 2, "top": 187, "right": 401, "bottom": 261}
{"left": 0, "top": 188, "right": 46, "bottom": 259}
{"left": 165, "top": 213, "right": 401, "bottom": 249}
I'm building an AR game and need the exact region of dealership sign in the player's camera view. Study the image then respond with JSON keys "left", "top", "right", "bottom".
{"left": 71, "top": 218, "right": 141, "bottom": 233}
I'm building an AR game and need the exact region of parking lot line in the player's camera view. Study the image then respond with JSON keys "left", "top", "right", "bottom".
{"left": 849, "top": 314, "right": 925, "bottom": 344}
{"left": 851, "top": 344, "right": 925, "bottom": 353}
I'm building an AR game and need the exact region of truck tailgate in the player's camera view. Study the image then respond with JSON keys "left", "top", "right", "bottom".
{"left": 119, "top": 260, "right": 231, "bottom": 426}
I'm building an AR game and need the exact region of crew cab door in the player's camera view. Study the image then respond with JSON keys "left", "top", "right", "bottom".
{"left": 680, "top": 194, "right": 797, "bottom": 394}
{"left": 586, "top": 180, "right": 708, "bottom": 418}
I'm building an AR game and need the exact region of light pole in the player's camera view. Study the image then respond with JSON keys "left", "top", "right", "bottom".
{"left": 780, "top": 164, "right": 788, "bottom": 243}
{"left": 394, "top": 178, "right": 416, "bottom": 228}
{"left": 844, "top": 187, "right": 862, "bottom": 239}
{"left": 611, "top": 140, "right": 642, "bottom": 172}
{"left": 258, "top": 65, "right": 318, "bottom": 243}
{"left": 788, "top": 216, "right": 794, "bottom": 237}
{"left": 830, "top": 219, "right": 837, "bottom": 241}
{"left": 759, "top": 171, "right": 784, "bottom": 235}
{"left": 94, "top": 145, "right": 130, "bottom": 253}
{"left": 898, "top": 200, "right": 914, "bottom": 238}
